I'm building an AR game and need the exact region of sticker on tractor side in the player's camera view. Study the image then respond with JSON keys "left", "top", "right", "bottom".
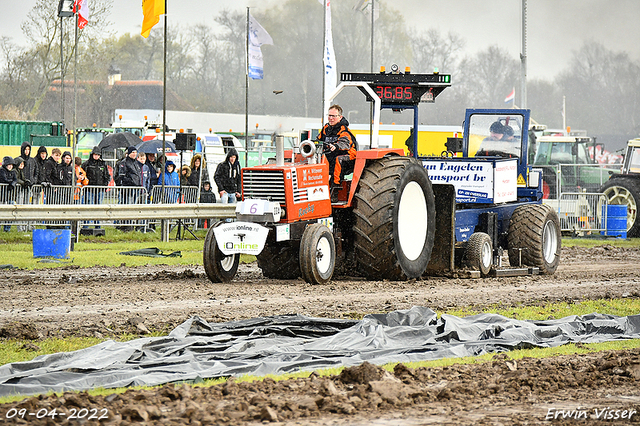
{"left": 213, "top": 222, "right": 269, "bottom": 255}
{"left": 307, "top": 185, "right": 330, "bottom": 201}
{"left": 236, "top": 199, "right": 282, "bottom": 222}
{"left": 517, "top": 174, "right": 526, "bottom": 186}
{"left": 317, "top": 217, "right": 333, "bottom": 232}
{"left": 276, "top": 224, "right": 290, "bottom": 242}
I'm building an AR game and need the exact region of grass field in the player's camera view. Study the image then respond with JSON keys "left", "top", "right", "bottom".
{"left": 0, "top": 226, "right": 637, "bottom": 270}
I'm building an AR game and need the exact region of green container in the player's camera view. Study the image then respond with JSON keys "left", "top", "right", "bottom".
{"left": 0, "top": 120, "right": 63, "bottom": 145}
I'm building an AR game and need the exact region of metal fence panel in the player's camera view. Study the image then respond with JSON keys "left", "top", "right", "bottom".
{"left": 149, "top": 186, "right": 198, "bottom": 204}
{"left": 544, "top": 163, "right": 620, "bottom": 197}
{"left": 544, "top": 192, "right": 610, "bottom": 234}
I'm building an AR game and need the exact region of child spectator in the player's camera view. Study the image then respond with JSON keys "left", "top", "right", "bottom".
{"left": 74, "top": 157, "right": 88, "bottom": 203}
{"left": 198, "top": 181, "right": 216, "bottom": 228}
{"left": 180, "top": 164, "right": 192, "bottom": 187}
{"left": 158, "top": 161, "right": 179, "bottom": 203}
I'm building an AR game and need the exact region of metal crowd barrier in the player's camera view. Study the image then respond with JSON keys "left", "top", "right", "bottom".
{"left": 0, "top": 184, "right": 33, "bottom": 229}
{"left": 546, "top": 163, "right": 619, "bottom": 197}
{"left": 543, "top": 192, "right": 610, "bottom": 234}
{"left": 149, "top": 185, "right": 198, "bottom": 204}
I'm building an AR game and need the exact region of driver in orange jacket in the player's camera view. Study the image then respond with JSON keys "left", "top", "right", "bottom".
{"left": 317, "top": 104, "right": 357, "bottom": 200}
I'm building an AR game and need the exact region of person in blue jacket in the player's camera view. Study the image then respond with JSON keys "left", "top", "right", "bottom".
{"left": 158, "top": 160, "right": 180, "bottom": 203}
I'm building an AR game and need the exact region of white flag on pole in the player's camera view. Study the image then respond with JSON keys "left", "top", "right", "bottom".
{"left": 320, "top": 0, "right": 337, "bottom": 111}
{"left": 248, "top": 14, "right": 273, "bottom": 80}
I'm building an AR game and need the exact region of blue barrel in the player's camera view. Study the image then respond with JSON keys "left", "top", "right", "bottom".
{"left": 601, "top": 205, "right": 628, "bottom": 238}
{"left": 32, "top": 229, "right": 71, "bottom": 258}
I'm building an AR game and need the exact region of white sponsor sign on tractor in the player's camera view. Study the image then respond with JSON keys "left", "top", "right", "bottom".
{"left": 213, "top": 222, "right": 269, "bottom": 255}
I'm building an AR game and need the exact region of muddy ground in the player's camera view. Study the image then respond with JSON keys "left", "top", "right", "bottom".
{"left": 0, "top": 245, "right": 639, "bottom": 424}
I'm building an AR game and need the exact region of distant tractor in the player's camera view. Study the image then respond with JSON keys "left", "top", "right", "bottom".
{"left": 203, "top": 68, "right": 561, "bottom": 283}
{"left": 530, "top": 135, "right": 606, "bottom": 199}
{"left": 599, "top": 138, "right": 640, "bottom": 237}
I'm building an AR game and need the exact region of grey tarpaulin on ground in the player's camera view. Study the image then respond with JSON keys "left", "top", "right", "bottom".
{"left": 1, "top": 306, "right": 639, "bottom": 397}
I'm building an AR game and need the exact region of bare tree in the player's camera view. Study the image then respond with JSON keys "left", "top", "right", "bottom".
{"left": 557, "top": 41, "right": 640, "bottom": 138}
{"left": 458, "top": 45, "right": 520, "bottom": 108}
{"left": 18, "top": 0, "right": 112, "bottom": 117}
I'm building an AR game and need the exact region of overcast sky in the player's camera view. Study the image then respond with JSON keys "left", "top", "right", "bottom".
{"left": 1, "top": 0, "right": 639, "bottom": 80}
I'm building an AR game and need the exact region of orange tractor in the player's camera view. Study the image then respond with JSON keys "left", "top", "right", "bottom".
{"left": 203, "top": 68, "right": 561, "bottom": 283}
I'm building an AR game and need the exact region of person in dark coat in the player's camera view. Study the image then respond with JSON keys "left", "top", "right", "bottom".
{"left": 138, "top": 152, "right": 153, "bottom": 196}
{"left": 143, "top": 152, "right": 158, "bottom": 194}
{"left": 0, "top": 156, "right": 17, "bottom": 189}
{"left": 82, "top": 147, "right": 111, "bottom": 228}
{"left": 115, "top": 146, "right": 142, "bottom": 187}
{"left": 15, "top": 141, "right": 36, "bottom": 185}
{"left": 188, "top": 153, "right": 209, "bottom": 188}
{"left": 42, "top": 148, "right": 63, "bottom": 185}
{"left": 180, "top": 164, "right": 191, "bottom": 187}
{"left": 33, "top": 145, "right": 48, "bottom": 185}
{"left": 214, "top": 148, "right": 241, "bottom": 204}
{"left": 13, "top": 157, "right": 28, "bottom": 188}
{"left": 0, "top": 156, "right": 17, "bottom": 231}
{"left": 59, "top": 151, "right": 74, "bottom": 186}
{"left": 41, "top": 148, "right": 64, "bottom": 204}
{"left": 13, "top": 157, "right": 31, "bottom": 205}
{"left": 115, "top": 146, "right": 142, "bottom": 207}
{"left": 198, "top": 181, "right": 216, "bottom": 228}
{"left": 82, "top": 147, "right": 111, "bottom": 187}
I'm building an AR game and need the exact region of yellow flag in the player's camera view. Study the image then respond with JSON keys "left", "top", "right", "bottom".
{"left": 141, "top": 0, "right": 165, "bottom": 38}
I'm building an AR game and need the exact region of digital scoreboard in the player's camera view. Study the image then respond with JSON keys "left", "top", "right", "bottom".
{"left": 341, "top": 69, "right": 451, "bottom": 105}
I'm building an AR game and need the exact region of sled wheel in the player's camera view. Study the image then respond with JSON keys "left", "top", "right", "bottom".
{"left": 600, "top": 177, "right": 640, "bottom": 237}
{"left": 203, "top": 223, "right": 239, "bottom": 283}
{"left": 508, "top": 204, "right": 561, "bottom": 275}
{"left": 464, "top": 232, "right": 493, "bottom": 276}
{"left": 300, "top": 223, "right": 335, "bottom": 285}
{"left": 353, "top": 155, "right": 436, "bottom": 280}
{"left": 256, "top": 241, "right": 301, "bottom": 279}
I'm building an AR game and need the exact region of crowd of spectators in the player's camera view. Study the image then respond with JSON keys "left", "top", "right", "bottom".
{"left": 1, "top": 141, "right": 241, "bottom": 232}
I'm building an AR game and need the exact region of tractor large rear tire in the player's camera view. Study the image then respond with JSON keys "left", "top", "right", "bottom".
{"left": 508, "top": 204, "right": 561, "bottom": 275}
{"left": 600, "top": 177, "right": 640, "bottom": 237}
{"left": 353, "top": 155, "right": 436, "bottom": 280}
{"left": 203, "top": 223, "right": 239, "bottom": 283}
{"left": 256, "top": 242, "right": 301, "bottom": 279}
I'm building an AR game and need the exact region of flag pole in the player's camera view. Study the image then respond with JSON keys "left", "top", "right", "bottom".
{"left": 73, "top": 12, "right": 78, "bottom": 161}
{"left": 245, "top": 7, "right": 249, "bottom": 168}
{"left": 321, "top": 0, "right": 326, "bottom": 121}
{"left": 369, "top": 0, "right": 375, "bottom": 141}
{"left": 161, "top": 0, "right": 167, "bottom": 200}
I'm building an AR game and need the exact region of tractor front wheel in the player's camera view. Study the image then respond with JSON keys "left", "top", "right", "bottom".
{"left": 203, "top": 223, "right": 239, "bottom": 283}
{"left": 300, "top": 223, "right": 335, "bottom": 285}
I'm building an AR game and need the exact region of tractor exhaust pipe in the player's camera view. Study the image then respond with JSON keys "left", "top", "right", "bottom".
{"left": 299, "top": 140, "right": 317, "bottom": 164}
{"left": 275, "top": 134, "right": 284, "bottom": 166}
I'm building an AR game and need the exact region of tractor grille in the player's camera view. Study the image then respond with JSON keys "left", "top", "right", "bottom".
{"left": 242, "top": 169, "right": 286, "bottom": 203}
{"left": 291, "top": 169, "right": 308, "bottom": 203}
